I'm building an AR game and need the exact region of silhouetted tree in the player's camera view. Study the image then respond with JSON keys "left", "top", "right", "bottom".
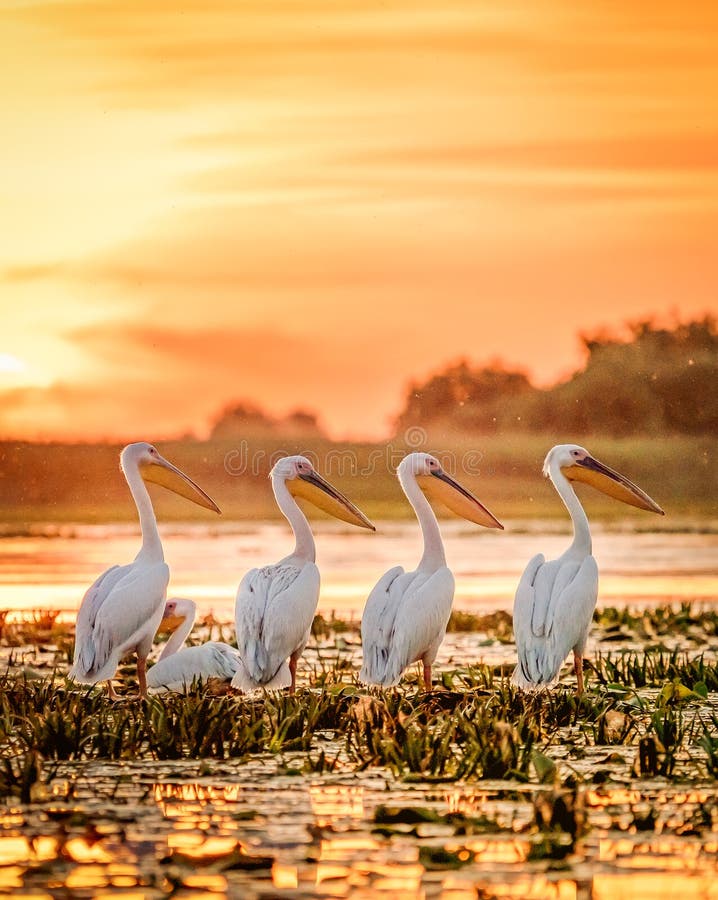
{"left": 392, "top": 316, "right": 717, "bottom": 436}
{"left": 395, "top": 361, "right": 532, "bottom": 433}
{"left": 210, "top": 401, "right": 326, "bottom": 440}
{"left": 210, "top": 402, "right": 275, "bottom": 439}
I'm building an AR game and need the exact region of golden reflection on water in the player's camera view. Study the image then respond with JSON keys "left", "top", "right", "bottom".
{"left": 0, "top": 835, "right": 58, "bottom": 865}
{"left": 599, "top": 836, "right": 712, "bottom": 870}
{"left": 183, "top": 873, "right": 228, "bottom": 892}
{"left": 92, "top": 895, "right": 145, "bottom": 900}
{"left": 463, "top": 837, "right": 530, "bottom": 863}
{"left": 310, "top": 784, "right": 364, "bottom": 824}
{"left": 3, "top": 525, "right": 716, "bottom": 617}
{"left": 0, "top": 867, "right": 23, "bottom": 890}
{"left": 64, "top": 864, "right": 110, "bottom": 890}
{"left": 63, "top": 836, "right": 115, "bottom": 864}
{"left": 153, "top": 781, "right": 243, "bottom": 814}
{"left": 359, "top": 862, "right": 424, "bottom": 897}
{"left": 593, "top": 873, "right": 718, "bottom": 900}
{"left": 587, "top": 787, "right": 711, "bottom": 809}
{"left": 273, "top": 862, "right": 299, "bottom": 888}
{"left": 5, "top": 774, "right": 718, "bottom": 899}
{"left": 167, "top": 833, "right": 239, "bottom": 858}
{"left": 446, "top": 786, "right": 486, "bottom": 815}
{"left": 585, "top": 788, "right": 643, "bottom": 807}
{"left": 445, "top": 876, "right": 578, "bottom": 900}
{"left": 320, "top": 835, "right": 383, "bottom": 859}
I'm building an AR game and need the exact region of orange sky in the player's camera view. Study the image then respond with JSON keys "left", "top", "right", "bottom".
{"left": 1, "top": 0, "right": 717, "bottom": 440}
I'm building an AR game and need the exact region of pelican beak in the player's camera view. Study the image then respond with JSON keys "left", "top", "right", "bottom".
{"left": 416, "top": 470, "right": 504, "bottom": 529}
{"left": 140, "top": 455, "right": 221, "bottom": 514}
{"left": 158, "top": 613, "right": 187, "bottom": 633}
{"left": 564, "top": 456, "right": 664, "bottom": 514}
{"left": 289, "top": 471, "right": 375, "bottom": 530}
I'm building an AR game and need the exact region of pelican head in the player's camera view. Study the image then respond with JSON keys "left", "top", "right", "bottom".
{"left": 121, "top": 443, "right": 221, "bottom": 514}
{"left": 545, "top": 444, "right": 664, "bottom": 514}
{"left": 400, "top": 452, "right": 503, "bottom": 529}
{"left": 272, "top": 455, "right": 375, "bottom": 530}
{"left": 159, "top": 598, "right": 196, "bottom": 633}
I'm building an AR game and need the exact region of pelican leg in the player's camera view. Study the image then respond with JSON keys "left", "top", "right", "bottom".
{"left": 137, "top": 657, "right": 148, "bottom": 698}
{"left": 289, "top": 654, "right": 298, "bottom": 694}
{"left": 574, "top": 651, "right": 584, "bottom": 696}
{"left": 423, "top": 663, "right": 432, "bottom": 692}
{"left": 107, "top": 680, "right": 120, "bottom": 701}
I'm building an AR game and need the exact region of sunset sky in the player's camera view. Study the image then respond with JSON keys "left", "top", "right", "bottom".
{"left": 2, "top": 0, "right": 717, "bottom": 440}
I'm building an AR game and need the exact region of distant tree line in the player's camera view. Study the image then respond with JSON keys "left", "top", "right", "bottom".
{"left": 210, "top": 401, "right": 325, "bottom": 440}
{"left": 394, "top": 316, "right": 717, "bottom": 436}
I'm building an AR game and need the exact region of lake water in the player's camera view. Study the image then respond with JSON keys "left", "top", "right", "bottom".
{"left": 1, "top": 520, "right": 716, "bottom": 620}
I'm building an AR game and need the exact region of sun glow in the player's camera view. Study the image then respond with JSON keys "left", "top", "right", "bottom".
{"left": 0, "top": 354, "right": 27, "bottom": 374}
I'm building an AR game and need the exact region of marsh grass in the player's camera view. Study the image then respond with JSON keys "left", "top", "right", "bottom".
{"left": 3, "top": 670, "right": 709, "bottom": 783}
{"left": 0, "top": 609, "right": 72, "bottom": 649}
{"left": 699, "top": 721, "right": 718, "bottom": 777}
{"left": 2, "top": 603, "right": 718, "bottom": 791}
{"left": 594, "top": 602, "right": 718, "bottom": 640}
{"left": 590, "top": 650, "right": 718, "bottom": 690}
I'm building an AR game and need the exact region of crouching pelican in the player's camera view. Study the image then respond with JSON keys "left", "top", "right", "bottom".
{"left": 360, "top": 452, "right": 503, "bottom": 690}
{"left": 512, "top": 444, "right": 664, "bottom": 694}
{"left": 147, "top": 598, "right": 241, "bottom": 692}
{"left": 232, "top": 456, "right": 374, "bottom": 693}
{"left": 69, "top": 443, "right": 220, "bottom": 698}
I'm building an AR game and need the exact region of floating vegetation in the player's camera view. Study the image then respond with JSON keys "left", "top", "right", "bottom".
{"left": 2, "top": 603, "right": 718, "bottom": 896}
{"left": 594, "top": 601, "right": 718, "bottom": 641}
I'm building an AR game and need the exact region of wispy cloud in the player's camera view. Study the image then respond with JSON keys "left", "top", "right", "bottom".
{"left": 1, "top": 263, "right": 67, "bottom": 283}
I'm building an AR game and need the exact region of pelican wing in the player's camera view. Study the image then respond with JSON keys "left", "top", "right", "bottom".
{"left": 511, "top": 553, "right": 544, "bottom": 658}
{"left": 72, "top": 564, "right": 127, "bottom": 672}
{"left": 232, "top": 562, "right": 320, "bottom": 691}
{"left": 360, "top": 565, "right": 455, "bottom": 686}
{"left": 512, "top": 554, "right": 598, "bottom": 689}
{"left": 71, "top": 561, "right": 170, "bottom": 683}
{"left": 147, "top": 642, "right": 241, "bottom": 692}
{"left": 359, "top": 565, "right": 405, "bottom": 667}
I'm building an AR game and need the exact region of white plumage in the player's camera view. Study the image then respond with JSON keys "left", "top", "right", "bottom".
{"left": 147, "top": 598, "right": 241, "bottom": 692}
{"left": 361, "top": 565, "right": 455, "bottom": 687}
{"left": 71, "top": 560, "right": 169, "bottom": 688}
{"left": 232, "top": 455, "right": 374, "bottom": 694}
{"left": 512, "top": 552, "right": 599, "bottom": 690}
{"left": 360, "top": 452, "right": 503, "bottom": 690}
{"left": 69, "top": 442, "right": 220, "bottom": 698}
{"left": 512, "top": 444, "right": 663, "bottom": 693}
{"left": 233, "top": 563, "right": 319, "bottom": 692}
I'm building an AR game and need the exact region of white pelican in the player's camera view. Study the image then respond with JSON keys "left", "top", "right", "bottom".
{"left": 360, "top": 452, "right": 503, "bottom": 690}
{"left": 512, "top": 444, "right": 664, "bottom": 694}
{"left": 69, "top": 443, "right": 220, "bottom": 698}
{"left": 232, "top": 455, "right": 374, "bottom": 694}
{"left": 147, "top": 598, "right": 241, "bottom": 692}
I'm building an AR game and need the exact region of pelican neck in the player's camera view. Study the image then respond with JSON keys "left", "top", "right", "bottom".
{"left": 272, "top": 476, "right": 316, "bottom": 563}
{"left": 548, "top": 460, "right": 592, "bottom": 557}
{"left": 399, "top": 469, "right": 446, "bottom": 570}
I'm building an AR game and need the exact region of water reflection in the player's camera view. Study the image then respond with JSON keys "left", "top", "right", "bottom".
{"left": 592, "top": 873, "right": 718, "bottom": 900}
{"left": 1, "top": 521, "right": 716, "bottom": 617}
{"left": 310, "top": 785, "right": 364, "bottom": 823}
{"left": 3, "top": 767, "right": 718, "bottom": 897}
{"left": 273, "top": 862, "right": 299, "bottom": 889}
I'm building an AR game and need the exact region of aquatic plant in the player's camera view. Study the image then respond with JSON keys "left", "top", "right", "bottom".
{"left": 591, "top": 650, "right": 718, "bottom": 691}
{"left": 0, "top": 604, "right": 716, "bottom": 791}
